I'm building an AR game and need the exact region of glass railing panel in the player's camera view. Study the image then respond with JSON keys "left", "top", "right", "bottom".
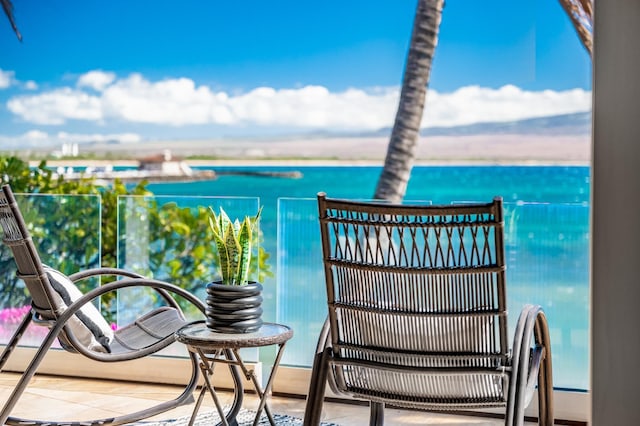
{"left": 0, "top": 193, "right": 102, "bottom": 347}
{"left": 503, "top": 201, "right": 590, "bottom": 391}
{"left": 116, "top": 195, "right": 261, "bottom": 358}
{"left": 276, "top": 198, "right": 325, "bottom": 367}
{"left": 277, "top": 198, "right": 590, "bottom": 391}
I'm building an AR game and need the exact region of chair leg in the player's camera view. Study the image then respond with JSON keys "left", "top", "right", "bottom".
{"left": 303, "top": 347, "right": 331, "bottom": 426}
{"left": 369, "top": 401, "right": 384, "bottom": 426}
{"left": 0, "top": 317, "right": 202, "bottom": 425}
{"left": 0, "top": 309, "right": 32, "bottom": 371}
{"left": 0, "top": 315, "right": 63, "bottom": 425}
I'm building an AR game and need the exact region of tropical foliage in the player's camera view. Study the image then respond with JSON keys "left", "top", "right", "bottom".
{"left": 0, "top": 156, "right": 271, "bottom": 321}
{"left": 0, "top": 157, "right": 112, "bottom": 308}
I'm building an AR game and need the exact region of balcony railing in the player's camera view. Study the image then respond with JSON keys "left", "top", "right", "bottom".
{"left": 0, "top": 193, "right": 590, "bottom": 392}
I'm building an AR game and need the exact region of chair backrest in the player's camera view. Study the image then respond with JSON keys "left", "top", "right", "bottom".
{"left": 317, "top": 193, "right": 509, "bottom": 408}
{"left": 0, "top": 184, "right": 61, "bottom": 321}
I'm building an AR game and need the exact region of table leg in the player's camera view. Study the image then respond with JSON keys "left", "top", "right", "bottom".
{"left": 195, "top": 348, "right": 230, "bottom": 426}
{"left": 224, "top": 348, "right": 244, "bottom": 425}
{"left": 231, "top": 349, "right": 274, "bottom": 425}
{"left": 189, "top": 348, "right": 245, "bottom": 426}
{"left": 252, "top": 342, "right": 287, "bottom": 426}
{"left": 232, "top": 341, "right": 288, "bottom": 426}
{"left": 188, "top": 386, "right": 207, "bottom": 426}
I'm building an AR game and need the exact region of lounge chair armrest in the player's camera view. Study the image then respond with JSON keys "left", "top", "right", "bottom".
{"left": 68, "top": 267, "right": 146, "bottom": 281}
{"left": 69, "top": 276, "right": 206, "bottom": 315}
{"left": 68, "top": 267, "right": 183, "bottom": 310}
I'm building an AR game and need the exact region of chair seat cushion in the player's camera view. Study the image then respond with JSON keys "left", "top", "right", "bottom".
{"left": 43, "top": 266, "right": 114, "bottom": 353}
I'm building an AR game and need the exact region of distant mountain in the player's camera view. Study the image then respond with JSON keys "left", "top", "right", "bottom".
{"left": 368, "top": 111, "right": 591, "bottom": 137}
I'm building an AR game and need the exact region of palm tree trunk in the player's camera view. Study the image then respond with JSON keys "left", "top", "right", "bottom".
{"left": 374, "top": 0, "right": 444, "bottom": 203}
{"left": 557, "top": 0, "right": 593, "bottom": 57}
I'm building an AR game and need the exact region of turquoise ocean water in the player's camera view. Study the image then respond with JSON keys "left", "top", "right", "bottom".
{"left": 147, "top": 164, "right": 589, "bottom": 251}
{"left": 149, "top": 164, "right": 589, "bottom": 204}
{"left": 144, "top": 165, "right": 590, "bottom": 390}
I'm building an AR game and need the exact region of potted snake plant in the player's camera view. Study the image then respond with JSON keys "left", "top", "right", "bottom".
{"left": 205, "top": 206, "right": 263, "bottom": 333}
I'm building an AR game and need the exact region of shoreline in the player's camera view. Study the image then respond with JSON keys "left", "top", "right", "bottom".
{"left": 186, "top": 158, "right": 590, "bottom": 167}
{"left": 38, "top": 158, "right": 590, "bottom": 168}
{"left": 24, "top": 133, "right": 589, "bottom": 168}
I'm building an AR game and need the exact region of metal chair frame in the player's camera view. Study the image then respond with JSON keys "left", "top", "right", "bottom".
{"left": 0, "top": 183, "right": 244, "bottom": 425}
{"left": 304, "top": 193, "right": 553, "bottom": 426}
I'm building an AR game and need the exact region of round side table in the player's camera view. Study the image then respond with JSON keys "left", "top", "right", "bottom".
{"left": 175, "top": 321, "right": 293, "bottom": 426}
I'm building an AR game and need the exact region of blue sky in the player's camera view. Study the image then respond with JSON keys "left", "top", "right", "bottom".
{"left": 0, "top": 0, "right": 591, "bottom": 148}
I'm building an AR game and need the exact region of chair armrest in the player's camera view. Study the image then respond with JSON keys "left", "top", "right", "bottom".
{"left": 69, "top": 267, "right": 183, "bottom": 311}
{"left": 68, "top": 267, "right": 145, "bottom": 281}
{"left": 507, "top": 304, "right": 554, "bottom": 426}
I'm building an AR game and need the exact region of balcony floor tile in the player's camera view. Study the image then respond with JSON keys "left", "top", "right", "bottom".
{"left": 0, "top": 373, "right": 533, "bottom": 425}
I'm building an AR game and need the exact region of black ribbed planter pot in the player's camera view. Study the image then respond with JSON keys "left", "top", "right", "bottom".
{"left": 205, "top": 281, "right": 263, "bottom": 333}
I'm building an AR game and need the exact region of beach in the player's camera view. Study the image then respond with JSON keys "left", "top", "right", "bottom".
{"left": 37, "top": 134, "right": 591, "bottom": 168}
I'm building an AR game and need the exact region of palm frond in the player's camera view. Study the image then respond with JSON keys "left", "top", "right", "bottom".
{"left": 1, "top": 0, "right": 22, "bottom": 41}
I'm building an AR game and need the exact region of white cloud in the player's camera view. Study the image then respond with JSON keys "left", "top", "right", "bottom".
{"left": 5, "top": 71, "right": 592, "bottom": 130}
{"left": 7, "top": 87, "right": 103, "bottom": 124}
{"left": 101, "top": 73, "right": 227, "bottom": 125}
{"left": 0, "top": 69, "right": 38, "bottom": 90}
{"left": 23, "top": 81, "right": 38, "bottom": 90}
{"left": 55, "top": 131, "right": 142, "bottom": 144}
{"left": 228, "top": 85, "right": 398, "bottom": 129}
{"left": 424, "top": 85, "right": 591, "bottom": 127}
{"left": 0, "top": 130, "right": 142, "bottom": 148}
{"left": 77, "top": 70, "right": 117, "bottom": 91}
{"left": 22, "top": 130, "right": 49, "bottom": 141}
{"left": 0, "top": 69, "right": 16, "bottom": 89}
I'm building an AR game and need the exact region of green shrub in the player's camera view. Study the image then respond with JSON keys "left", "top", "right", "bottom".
{"left": 0, "top": 156, "right": 272, "bottom": 321}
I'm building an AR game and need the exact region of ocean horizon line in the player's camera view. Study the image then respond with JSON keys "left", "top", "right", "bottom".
{"left": 36, "top": 157, "right": 590, "bottom": 169}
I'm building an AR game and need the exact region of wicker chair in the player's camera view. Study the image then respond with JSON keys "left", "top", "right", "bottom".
{"left": 0, "top": 184, "right": 243, "bottom": 425}
{"left": 304, "top": 193, "right": 553, "bottom": 426}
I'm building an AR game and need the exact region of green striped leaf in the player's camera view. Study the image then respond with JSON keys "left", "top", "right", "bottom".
{"left": 235, "top": 217, "right": 253, "bottom": 285}
{"left": 208, "top": 206, "right": 263, "bottom": 285}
